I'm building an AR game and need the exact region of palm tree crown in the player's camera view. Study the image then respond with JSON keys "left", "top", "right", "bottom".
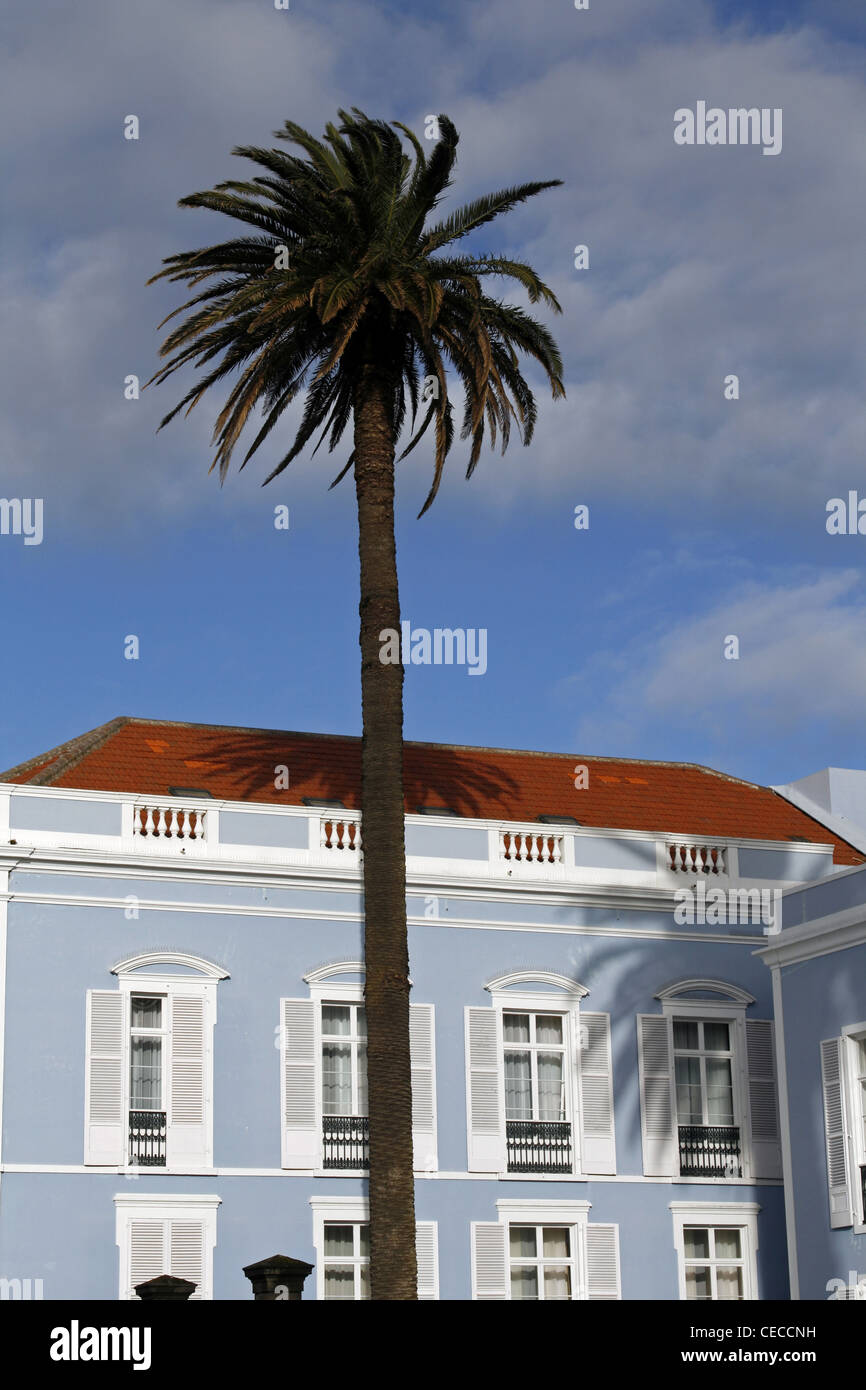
{"left": 148, "top": 108, "right": 565, "bottom": 511}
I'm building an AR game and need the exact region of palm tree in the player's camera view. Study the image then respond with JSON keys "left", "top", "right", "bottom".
{"left": 147, "top": 109, "right": 564, "bottom": 1299}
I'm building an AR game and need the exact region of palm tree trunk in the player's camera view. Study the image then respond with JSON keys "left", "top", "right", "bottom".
{"left": 353, "top": 359, "right": 417, "bottom": 1300}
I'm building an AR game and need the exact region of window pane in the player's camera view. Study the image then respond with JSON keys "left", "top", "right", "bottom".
{"left": 703, "top": 1022, "right": 730, "bottom": 1053}
{"left": 358, "top": 1225, "right": 370, "bottom": 1258}
{"left": 510, "top": 1266, "right": 539, "bottom": 1300}
{"left": 323, "top": 1225, "right": 355, "bottom": 1257}
{"left": 543, "top": 1266, "right": 572, "bottom": 1299}
{"left": 673, "top": 1020, "right": 699, "bottom": 1051}
{"left": 130, "top": 1038, "right": 162, "bottom": 1108}
{"left": 675, "top": 1056, "right": 702, "bottom": 1124}
{"left": 131, "top": 996, "right": 162, "bottom": 1029}
{"left": 504, "top": 1053, "right": 532, "bottom": 1120}
{"left": 537, "top": 1054, "right": 564, "bottom": 1121}
{"left": 535, "top": 1016, "right": 563, "bottom": 1046}
{"left": 542, "top": 1227, "right": 570, "bottom": 1258}
{"left": 684, "top": 1228, "right": 710, "bottom": 1260}
{"left": 357, "top": 1043, "right": 368, "bottom": 1116}
{"left": 714, "top": 1229, "right": 741, "bottom": 1261}
{"left": 322, "top": 1005, "right": 351, "bottom": 1036}
{"left": 509, "top": 1226, "right": 537, "bottom": 1258}
{"left": 324, "top": 1267, "right": 356, "bottom": 1299}
{"left": 322, "top": 1043, "right": 352, "bottom": 1115}
{"left": 685, "top": 1266, "right": 711, "bottom": 1300}
{"left": 706, "top": 1058, "right": 734, "bottom": 1125}
{"left": 356, "top": 1007, "right": 367, "bottom": 1038}
{"left": 716, "top": 1267, "right": 743, "bottom": 1300}
{"left": 503, "top": 1013, "right": 530, "bottom": 1044}
{"left": 359, "top": 1265, "right": 370, "bottom": 1300}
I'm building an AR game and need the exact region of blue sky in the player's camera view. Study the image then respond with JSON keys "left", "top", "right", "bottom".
{"left": 1, "top": 0, "right": 864, "bottom": 787}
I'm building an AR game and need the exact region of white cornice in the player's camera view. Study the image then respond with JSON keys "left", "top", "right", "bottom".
{"left": 112, "top": 950, "right": 229, "bottom": 979}
{"left": 756, "top": 900, "right": 866, "bottom": 968}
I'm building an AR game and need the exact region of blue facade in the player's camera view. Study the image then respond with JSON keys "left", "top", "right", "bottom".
{"left": 0, "top": 783, "right": 848, "bottom": 1300}
{"left": 762, "top": 865, "right": 866, "bottom": 1301}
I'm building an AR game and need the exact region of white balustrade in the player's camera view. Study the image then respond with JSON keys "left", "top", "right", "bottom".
{"left": 666, "top": 842, "right": 727, "bottom": 876}
{"left": 133, "top": 803, "right": 207, "bottom": 844}
{"left": 320, "top": 814, "right": 362, "bottom": 853}
{"left": 499, "top": 828, "right": 564, "bottom": 867}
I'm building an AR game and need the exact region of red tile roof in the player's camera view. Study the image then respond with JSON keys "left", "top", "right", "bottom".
{"left": 1, "top": 716, "right": 861, "bottom": 865}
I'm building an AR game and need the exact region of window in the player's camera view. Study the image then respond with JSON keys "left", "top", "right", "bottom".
{"left": 283, "top": 971, "right": 437, "bottom": 1173}
{"left": 129, "top": 995, "right": 167, "bottom": 1166}
{"left": 504, "top": 1012, "right": 566, "bottom": 1122}
{"left": 671, "top": 1203, "right": 759, "bottom": 1301}
{"left": 310, "top": 1199, "right": 439, "bottom": 1298}
{"left": 472, "top": 1200, "right": 620, "bottom": 1300}
{"left": 638, "top": 984, "right": 781, "bottom": 1181}
{"left": 821, "top": 1028, "right": 866, "bottom": 1230}
{"left": 322, "top": 1223, "right": 370, "bottom": 1300}
{"left": 85, "top": 954, "right": 225, "bottom": 1171}
{"left": 114, "top": 1194, "right": 220, "bottom": 1300}
{"left": 508, "top": 1225, "right": 574, "bottom": 1300}
{"left": 672, "top": 1018, "right": 741, "bottom": 1177}
{"left": 681, "top": 1226, "right": 745, "bottom": 1300}
{"left": 322, "top": 1004, "right": 368, "bottom": 1116}
{"left": 503, "top": 1010, "right": 572, "bottom": 1173}
{"left": 466, "top": 974, "right": 615, "bottom": 1178}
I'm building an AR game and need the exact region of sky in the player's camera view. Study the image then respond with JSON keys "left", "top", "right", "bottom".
{"left": 1, "top": 0, "right": 865, "bottom": 788}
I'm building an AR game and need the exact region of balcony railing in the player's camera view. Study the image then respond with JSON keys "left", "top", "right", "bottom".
{"left": 506, "top": 1120, "right": 573, "bottom": 1173}
{"left": 129, "top": 1110, "right": 167, "bottom": 1167}
{"left": 132, "top": 804, "right": 207, "bottom": 845}
{"left": 322, "top": 1115, "right": 369, "bottom": 1169}
{"left": 667, "top": 843, "right": 727, "bottom": 875}
{"left": 678, "top": 1124, "right": 741, "bottom": 1177}
{"left": 861, "top": 1165, "right": 866, "bottom": 1224}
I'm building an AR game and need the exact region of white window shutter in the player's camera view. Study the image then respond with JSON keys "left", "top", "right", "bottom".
{"left": 168, "top": 993, "right": 208, "bottom": 1170}
{"left": 129, "top": 1220, "right": 165, "bottom": 1299}
{"left": 170, "top": 1220, "right": 206, "bottom": 1300}
{"left": 84, "top": 989, "right": 125, "bottom": 1165}
{"left": 471, "top": 1222, "right": 507, "bottom": 1299}
{"left": 410, "top": 1003, "right": 437, "bottom": 1172}
{"left": 415, "top": 1221, "right": 439, "bottom": 1299}
{"left": 821, "top": 1038, "right": 853, "bottom": 1228}
{"left": 586, "top": 1223, "right": 621, "bottom": 1299}
{"left": 579, "top": 1012, "right": 616, "bottom": 1174}
{"left": 637, "top": 1014, "right": 676, "bottom": 1175}
{"left": 465, "top": 1007, "right": 505, "bottom": 1172}
{"left": 281, "top": 998, "right": 318, "bottom": 1169}
{"left": 745, "top": 1019, "right": 782, "bottom": 1180}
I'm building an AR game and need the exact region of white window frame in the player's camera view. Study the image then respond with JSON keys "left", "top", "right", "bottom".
{"left": 487, "top": 974, "right": 589, "bottom": 1177}
{"left": 309, "top": 1197, "right": 439, "bottom": 1299}
{"left": 670, "top": 1201, "right": 760, "bottom": 1301}
{"left": 673, "top": 1018, "right": 736, "bottom": 1128}
{"left": 657, "top": 984, "right": 752, "bottom": 1179}
{"left": 114, "top": 1193, "right": 220, "bottom": 1300}
{"left": 841, "top": 1021, "right": 866, "bottom": 1233}
{"left": 320, "top": 999, "right": 367, "bottom": 1118}
{"left": 495, "top": 1199, "right": 592, "bottom": 1300}
{"left": 114, "top": 972, "right": 218, "bottom": 1172}
{"left": 307, "top": 976, "right": 367, "bottom": 1173}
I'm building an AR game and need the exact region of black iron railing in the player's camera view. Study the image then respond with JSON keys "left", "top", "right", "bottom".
{"left": 129, "top": 1110, "right": 167, "bottom": 1167}
{"left": 860, "top": 1165, "right": 866, "bottom": 1224}
{"left": 506, "top": 1120, "right": 572, "bottom": 1173}
{"left": 323, "top": 1116, "right": 369, "bottom": 1169}
{"left": 678, "top": 1124, "right": 741, "bottom": 1177}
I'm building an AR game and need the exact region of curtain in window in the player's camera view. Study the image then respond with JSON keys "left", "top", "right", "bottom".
{"left": 706, "top": 1059, "right": 734, "bottom": 1125}
{"left": 130, "top": 1038, "right": 162, "bottom": 1109}
{"left": 505, "top": 1053, "right": 532, "bottom": 1120}
{"left": 538, "top": 1054, "right": 564, "bottom": 1121}
{"left": 322, "top": 1044, "right": 352, "bottom": 1115}
{"left": 675, "top": 1056, "right": 702, "bottom": 1124}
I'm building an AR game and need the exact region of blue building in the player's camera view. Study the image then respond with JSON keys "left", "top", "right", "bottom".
{"left": 759, "top": 862, "right": 866, "bottom": 1301}
{"left": 0, "top": 716, "right": 861, "bottom": 1301}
